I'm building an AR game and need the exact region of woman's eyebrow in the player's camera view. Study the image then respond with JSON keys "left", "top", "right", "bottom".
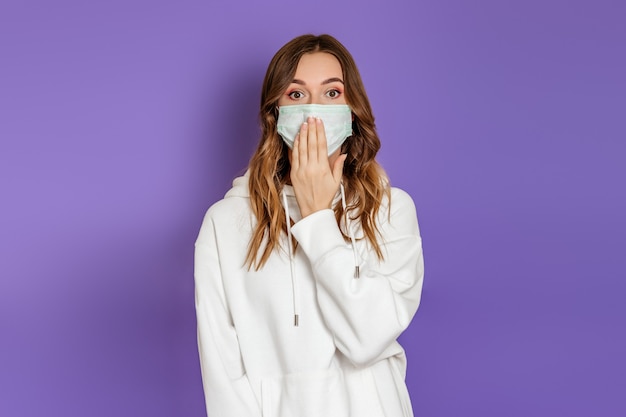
{"left": 322, "top": 77, "right": 344, "bottom": 84}
{"left": 291, "top": 77, "right": 344, "bottom": 85}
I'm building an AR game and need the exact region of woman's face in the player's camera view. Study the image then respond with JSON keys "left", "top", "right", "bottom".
{"left": 279, "top": 52, "right": 347, "bottom": 167}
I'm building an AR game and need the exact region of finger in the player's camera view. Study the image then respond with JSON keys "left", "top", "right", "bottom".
{"left": 316, "top": 117, "right": 328, "bottom": 160}
{"left": 307, "top": 116, "right": 318, "bottom": 164}
{"left": 332, "top": 153, "right": 347, "bottom": 183}
{"left": 298, "top": 121, "right": 308, "bottom": 167}
{"left": 291, "top": 132, "right": 300, "bottom": 171}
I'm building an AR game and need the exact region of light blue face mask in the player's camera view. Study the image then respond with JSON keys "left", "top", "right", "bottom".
{"left": 276, "top": 104, "right": 353, "bottom": 155}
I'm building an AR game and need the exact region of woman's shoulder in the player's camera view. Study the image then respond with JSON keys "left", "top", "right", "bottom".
{"left": 377, "top": 186, "right": 420, "bottom": 233}
{"left": 389, "top": 186, "right": 415, "bottom": 203}
{"left": 203, "top": 194, "right": 251, "bottom": 223}
{"left": 196, "top": 195, "right": 253, "bottom": 246}
{"left": 202, "top": 173, "right": 252, "bottom": 219}
{"left": 386, "top": 186, "right": 418, "bottom": 214}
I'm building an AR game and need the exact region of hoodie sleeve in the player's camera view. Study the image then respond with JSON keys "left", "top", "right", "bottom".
{"left": 290, "top": 187, "right": 424, "bottom": 367}
{"left": 195, "top": 213, "right": 261, "bottom": 417}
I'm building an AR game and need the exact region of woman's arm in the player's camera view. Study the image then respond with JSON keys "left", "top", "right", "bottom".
{"left": 290, "top": 188, "right": 424, "bottom": 367}
{"left": 195, "top": 213, "right": 261, "bottom": 417}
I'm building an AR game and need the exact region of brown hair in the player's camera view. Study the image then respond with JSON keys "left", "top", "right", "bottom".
{"left": 246, "top": 34, "right": 390, "bottom": 269}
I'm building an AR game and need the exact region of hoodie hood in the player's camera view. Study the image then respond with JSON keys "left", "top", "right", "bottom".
{"left": 224, "top": 171, "right": 251, "bottom": 199}
{"left": 224, "top": 170, "right": 303, "bottom": 223}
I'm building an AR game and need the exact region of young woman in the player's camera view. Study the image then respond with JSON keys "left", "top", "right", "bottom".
{"left": 195, "top": 34, "right": 424, "bottom": 417}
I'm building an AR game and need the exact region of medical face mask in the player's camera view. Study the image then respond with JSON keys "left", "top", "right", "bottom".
{"left": 276, "top": 104, "right": 353, "bottom": 155}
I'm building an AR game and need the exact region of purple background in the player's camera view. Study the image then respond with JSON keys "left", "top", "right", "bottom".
{"left": 1, "top": 0, "right": 625, "bottom": 416}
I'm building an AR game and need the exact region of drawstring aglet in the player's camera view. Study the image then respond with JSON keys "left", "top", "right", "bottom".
{"left": 354, "top": 266, "right": 360, "bottom": 279}
{"left": 294, "top": 314, "right": 299, "bottom": 327}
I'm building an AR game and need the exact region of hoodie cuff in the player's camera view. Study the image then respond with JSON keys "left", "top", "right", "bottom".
{"left": 290, "top": 209, "right": 347, "bottom": 262}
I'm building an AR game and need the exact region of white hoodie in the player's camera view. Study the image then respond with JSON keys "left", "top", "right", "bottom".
{"left": 195, "top": 171, "right": 424, "bottom": 417}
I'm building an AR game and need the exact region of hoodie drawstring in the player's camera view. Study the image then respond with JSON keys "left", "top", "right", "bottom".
{"left": 282, "top": 189, "right": 300, "bottom": 327}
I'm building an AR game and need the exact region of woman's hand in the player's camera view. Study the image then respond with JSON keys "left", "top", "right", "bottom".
{"left": 290, "top": 116, "right": 347, "bottom": 218}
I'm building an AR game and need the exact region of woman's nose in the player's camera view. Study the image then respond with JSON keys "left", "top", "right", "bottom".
{"left": 309, "top": 91, "right": 321, "bottom": 105}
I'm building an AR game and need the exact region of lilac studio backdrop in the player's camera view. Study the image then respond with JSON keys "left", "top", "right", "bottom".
{"left": 1, "top": 0, "right": 625, "bottom": 416}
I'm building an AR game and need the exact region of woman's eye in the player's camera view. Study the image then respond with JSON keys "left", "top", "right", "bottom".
{"left": 326, "top": 89, "right": 341, "bottom": 98}
{"left": 288, "top": 91, "right": 304, "bottom": 99}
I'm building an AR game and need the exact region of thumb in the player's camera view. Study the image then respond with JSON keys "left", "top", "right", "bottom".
{"left": 332, "top": 153, "right": 347, "bottom": 183}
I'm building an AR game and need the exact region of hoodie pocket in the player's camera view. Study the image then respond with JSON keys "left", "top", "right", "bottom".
{"left": 261, "top": 368, "right": 349, "bottom": 417}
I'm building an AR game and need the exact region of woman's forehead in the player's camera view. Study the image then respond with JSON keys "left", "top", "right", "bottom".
{"left": 293, "top": 52, "right": 343, "bottom": 83}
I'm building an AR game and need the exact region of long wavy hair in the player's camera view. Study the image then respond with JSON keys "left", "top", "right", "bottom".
{"left": 246, "top": 34, "right": 390, "bottom": 270}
